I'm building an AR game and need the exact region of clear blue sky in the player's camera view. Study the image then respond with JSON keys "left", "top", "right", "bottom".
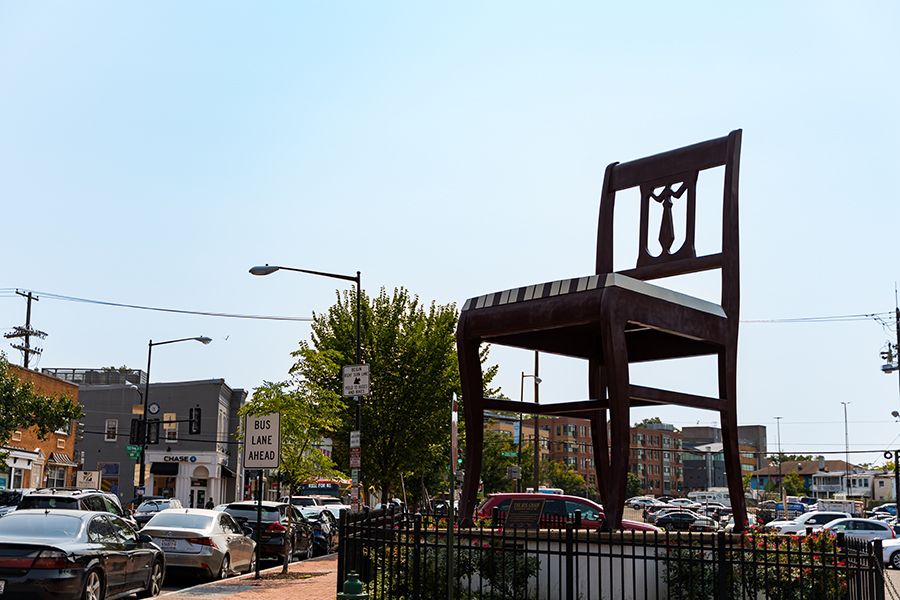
{"left": 2, "top": 2, "right": 899, "bottom": 465}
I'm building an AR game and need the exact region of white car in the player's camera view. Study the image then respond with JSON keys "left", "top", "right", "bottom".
{"left": 816, "top": 518, "right": 896, "bottom": 542}
{"left": 881, "top": 538, "right": 900, "bottom": 568}
{"left": 626, "top": 497, "right": 658, "bottom": 509}
{"left": 765, "top": 511, "right": 850, "bottom": 535}
{"left": 724, "top": 514, "right": 757, "bottom": 532}
{"left": 668, "top": 498, "right": 701, "bottom": 509}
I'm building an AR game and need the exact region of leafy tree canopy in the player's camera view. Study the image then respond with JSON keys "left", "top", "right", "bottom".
{"left": 239, "top": 380, "right": 345, "bottom": 491}
{"left": 769, "top": 454, "right": 815, "bottom": 465}
{"left": 0, "top": 353, "right": 83, "bottom": 459}
{"left": 782, "top": 471, "right": 807, "bottom": 497}
{"left": 633, "top": 417, "right": 662, "bottom": 428}
{"left": 290, "top": 287, "right": 499, "bottom": 505}
{"left": 626, "top": 472, "right": 642, "bottom": 499}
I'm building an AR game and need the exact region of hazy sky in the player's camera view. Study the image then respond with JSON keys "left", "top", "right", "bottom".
{"left": 2, "top": 2, "right": 899, "bottom": 465}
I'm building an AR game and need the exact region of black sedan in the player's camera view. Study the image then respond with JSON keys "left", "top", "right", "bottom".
{"left": 0, "top": 509, "right": 165, "bottom": 600}
{"left": 222, "top": 501, "right": 314, "bottom": 562}
{"left": 655, "top": 510, "right": 703, "bottom": 532}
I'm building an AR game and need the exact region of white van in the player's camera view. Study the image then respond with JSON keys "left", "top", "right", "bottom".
{"left": 687, "top": 490, "right": 731, "bottom": 507}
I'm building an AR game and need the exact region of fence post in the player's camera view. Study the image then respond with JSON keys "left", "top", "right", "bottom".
{"left": 413, "top": 513, "right": 422, "bottom": 600}
{"left": 716, "top": 531, "right": 727, "bottom": 600}
{"left": 873, "top": 538, "right": 885, "bottom": 600}
{"left": 566, "top": 522, "right": 574, "bottom": 600}
{"left": 338, "top": 508, "right": 348, "bottom": 587}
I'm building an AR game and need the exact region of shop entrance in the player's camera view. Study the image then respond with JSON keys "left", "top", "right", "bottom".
{"left": 190, "top": 486, "right": 207, "bottom": 508}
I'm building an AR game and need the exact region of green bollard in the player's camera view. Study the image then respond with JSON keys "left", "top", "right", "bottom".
{"left": 336, "top": 571, "right": 368, "bottom": 600}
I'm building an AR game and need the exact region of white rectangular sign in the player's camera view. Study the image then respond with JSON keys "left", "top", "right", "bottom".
{"left": 243, "top": 413, "right": 281, "bottom": 469}
{"left": 76, "top": 470, "right": 100, "bottom": 489}
{"left": 342, "top": 365, "right": 370, "bottom": 397}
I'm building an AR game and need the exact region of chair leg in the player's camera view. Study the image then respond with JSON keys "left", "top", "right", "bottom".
{"left": 588, "top": 360, "right": 609, "bottom": 505}
{"left": 719, "top": 348, "right": 749, "bottom": 533}
{"left": 457, "top": 318, "right": 485, "bottom": 526}
{"left": 601, "top": 322, "right": 630, "bottom": 530}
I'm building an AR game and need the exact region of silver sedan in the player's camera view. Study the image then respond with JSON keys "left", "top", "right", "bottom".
{"left": 141, "top": 508, "right": 256, "bottom": 580}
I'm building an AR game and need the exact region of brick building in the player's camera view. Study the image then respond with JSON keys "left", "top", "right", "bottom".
{"left": 2, "top": 366, "right": 80, "bottom": 489}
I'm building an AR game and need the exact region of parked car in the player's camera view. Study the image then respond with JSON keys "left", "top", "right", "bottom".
{"left": 764, "top": 511, "right": 851, "bottom": 535}
{"left": 299, "top": 507, "right": 339, "bottom": 555}
{"left": 816, "top": 518, "right": 897, "bottom": 542}
{"left": 278, "top": 496, "right": 323, "bottom": 508}
{"left": 881, "top": 538, "right": 900, "bottom": 568}
{"left": 724, "top": 513, "right": 757, "bottom": 532}
{"left": 668, "top": 498, "right": 702, "bottom": 509}
{"left": 18, "top": 488, "right": 138, "bottom": 529}
{"left": 133, "top": 498, "right": 184, "bottom": 528}
{"left": 656, "top": 511, "right": 707, "bottom": 532}
{"left": 140, "top": 508, "right": 256, "bottom": 579}
{"left": 222, "top": 501, "right": 314, "bottom": 562}
{"left": 477, "top": 493, "right": 661, "bottom": 532}
{"left": 0, "top": 509, "right": 164, "bottom": 599}
{"left": 688, "top": 516, "right": 720, "bottom": 532}
{"left": 625, "top": 496, "right": 657, "bottom": 509}
{"left": 648, "top": 507, "right": 697, "bottom": 525}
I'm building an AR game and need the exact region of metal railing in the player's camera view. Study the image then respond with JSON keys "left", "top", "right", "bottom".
{"left": 338, "top": 506, "right": 884, "bottom": 600}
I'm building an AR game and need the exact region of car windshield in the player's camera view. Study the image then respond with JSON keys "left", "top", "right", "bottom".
{"left": 0, "top": 513, "right": 83, "bottom": 539}
{"left": 136, "top": 503, "right": 162, "bottom": 513}
{"left": 18, "top": 496, "right": 79, "bottom": 510}
{"left": 146, "top": 513, "right": 213, "bottom": 530}
{"left": 225, "top": 506, "right": 280, "bottom": 521}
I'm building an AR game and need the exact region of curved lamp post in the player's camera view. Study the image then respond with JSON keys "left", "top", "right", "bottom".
{"left": 250, "top": 264, "right": 362, "bottom": 506}
{"left": 138, "top": 336, "right": 212, "bottom": 490}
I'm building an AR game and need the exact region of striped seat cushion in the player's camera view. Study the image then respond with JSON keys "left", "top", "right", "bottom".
{"left": 462, "top": 273, "right": 725, "bottom": 317}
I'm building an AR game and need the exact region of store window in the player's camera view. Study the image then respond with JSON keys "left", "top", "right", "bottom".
{"left": 105, "top": 420, "right": 118, "bottom": 442}
{"left": 46, "top": 465, "right": 66, "bottom": 488}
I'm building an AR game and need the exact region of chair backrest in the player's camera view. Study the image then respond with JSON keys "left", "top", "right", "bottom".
{"left": 595, "top": 129, "right": 741, "bottom": 317}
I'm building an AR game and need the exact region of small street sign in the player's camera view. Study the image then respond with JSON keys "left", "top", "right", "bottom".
{"left": 243, "top": 413, "right": 281, "bottom": 469}
{"left": 342, "top": 365, "right": 370, "bottom": 397}
{"left": 349, "top": 447, "right": 360, "bottom": 468}
{"left": 350, "top": 431, "right": 360, "bottom": 448}
{"left": 500, "top": 451, "right": 517, "bottom": 457}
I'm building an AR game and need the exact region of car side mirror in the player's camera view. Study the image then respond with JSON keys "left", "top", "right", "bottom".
{"left": 139, "top": 534, "right": 152, "bottom": 543}
{"left": 243, "top": 525, "right": 254, "bottom": 536}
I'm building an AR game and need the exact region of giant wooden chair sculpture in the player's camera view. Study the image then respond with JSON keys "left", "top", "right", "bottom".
{"left": 457, "top": 130, "right": 747, "bottom": 531}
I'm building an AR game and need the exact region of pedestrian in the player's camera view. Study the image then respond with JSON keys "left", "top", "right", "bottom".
{"left": 205, "top": 499, "right": 215, "bottom": 509}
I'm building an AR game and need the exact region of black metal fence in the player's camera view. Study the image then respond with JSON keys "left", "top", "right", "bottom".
{"left": 338, "top": 506, "right": 885, "bottom": 600}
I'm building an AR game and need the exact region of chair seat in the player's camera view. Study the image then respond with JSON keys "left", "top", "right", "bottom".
{"left": 463, "top": 272, "right": 725, "bottom": 318}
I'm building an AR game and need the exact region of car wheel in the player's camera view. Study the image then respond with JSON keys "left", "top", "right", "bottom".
{"left": 891, "top": 551, "right": 900, "bottom": 570}
{"left": 245, "top": 551, "right": 258, "bottom": 574}
{"left": 665, "top": 523, "right": 675, "bottom": 532}
{"left": 217, "top": 554, "right": 231, "bottom": 580}
{"left": 138, "top": 560, "right": 163, "bottom": 598}
{"left": 305, "top": 539, "right": 313, "bottom": 560}
{"left": 82, "top": 569, "right": 104, "bottom": 600}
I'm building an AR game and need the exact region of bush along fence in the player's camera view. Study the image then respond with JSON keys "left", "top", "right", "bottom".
{"left": 337, "top": 506, "right": 886, "bottom": 600}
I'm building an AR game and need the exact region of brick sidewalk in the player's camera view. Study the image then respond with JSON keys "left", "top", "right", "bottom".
{"left": 159, "top": 553, "right": 339, "bottom": 600}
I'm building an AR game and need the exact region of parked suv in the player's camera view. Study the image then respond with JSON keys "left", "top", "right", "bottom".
{"left": 278, "top": 496, "right": 323, "bottom": 508}
{"left": 222, "top": 501, "right": 314, "bottom": 562}
{"left": 133, "top": 497, "right": 184, "bottom": 528}
{"left": 17, "top": 487, "right": 138, "bottom": 528}
{"left": 477, "top": 493, "right": 660, "bottom": 531}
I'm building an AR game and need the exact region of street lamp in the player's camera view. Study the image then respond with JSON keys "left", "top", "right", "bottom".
{"left": 517, "top": 372, "right": 541, "bottom": 492}
{"left": 250, "top": 264, "right": 362, "bottom": 505}
{"left": 138, "top": 336, "right": 211, "bottom": 491}
{"left": 774, "top": 416, "right": 784, "bottom": 514}
{"left": 841, "top": 401, "right": 851, "bottom": 499}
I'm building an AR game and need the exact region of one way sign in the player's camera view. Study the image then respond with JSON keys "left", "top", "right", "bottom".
{"left": 342, "top": 364, "right": 370, "bottom": 397}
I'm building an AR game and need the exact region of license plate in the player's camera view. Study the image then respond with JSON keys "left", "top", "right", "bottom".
{"left": 160, "top": 539, "right": 177, "bottom": 550}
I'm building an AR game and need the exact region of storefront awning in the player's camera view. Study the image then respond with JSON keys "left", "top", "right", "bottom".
{"left": 221, "top": 465, "right": 236, "bottom": 479}
{"left": 150, "top": 462, "right": 179, "bottom": 475}
{"left": 48, "top": 452, "right": 77, "bottom": 467}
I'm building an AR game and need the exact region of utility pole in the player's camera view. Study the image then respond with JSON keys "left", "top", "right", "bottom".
{"left": 4, "top": 291, "right": 46, "bottom": 369}
{"left": 842, "top": 402, "right": 851, "bottom": 499}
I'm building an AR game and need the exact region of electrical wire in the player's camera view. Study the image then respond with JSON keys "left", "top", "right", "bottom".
{"left": 0, "top": 289, "right": 311, "bottom": 322}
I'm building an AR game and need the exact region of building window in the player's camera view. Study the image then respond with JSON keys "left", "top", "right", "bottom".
{"left": 57, "top": 439, "right": 66, "bottom": 449}
{"left": 164, "top": 413, "right": 178, "bottom": 442}
{"left": 11, "top": 431, "right": 21, "bottom": 442}
{"left": 105, "top": 420, "right": 118, "bottom": 442}
{"left": 46, "top": 465, "right": 66, "bottom": 488}
{"left": 880, "top": 481, "right": 885, "bottom": 488}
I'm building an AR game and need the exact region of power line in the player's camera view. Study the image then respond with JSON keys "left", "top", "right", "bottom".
{"left": 0, "top": 289, "right": 311, "bottom": 322}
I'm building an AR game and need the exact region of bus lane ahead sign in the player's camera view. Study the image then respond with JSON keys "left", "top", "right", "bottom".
{"left": 243, "top": 413, "right": 281, "bottom": 469}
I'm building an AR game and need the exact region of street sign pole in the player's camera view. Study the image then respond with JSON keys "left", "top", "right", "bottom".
{"left": 344, "top": 366, "right": 369, "bottom": 512}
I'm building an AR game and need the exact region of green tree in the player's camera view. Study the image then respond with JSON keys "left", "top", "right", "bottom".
{"left": 782, "top": 471, "right": 807, "bottom": 497}
{"left": 290, "top": 287, "right": 500, "bottom": 506}
{"left": 545, "top": 460, "right": 586, "bottom": 495}
{"left": 239, "top": 380, "right": 346, "bottom": 490}
{"left": 769, "top": 454, "right": 814, "bottom": 465}
{"left": 626, "top": 472, "right": 642, "bottom": 499}
{"left": 633, "top": 417, "right": 662, "bottom": 428}
{"left": 0, "top": 353, "right": 83, "bottom": 459}
{"left": 479, "top": 426, "right": 517, "bottom": 494}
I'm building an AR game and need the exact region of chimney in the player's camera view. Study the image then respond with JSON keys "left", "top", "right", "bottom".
{"left": 818, "top": 456, "right": 826, "bottom": 471}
